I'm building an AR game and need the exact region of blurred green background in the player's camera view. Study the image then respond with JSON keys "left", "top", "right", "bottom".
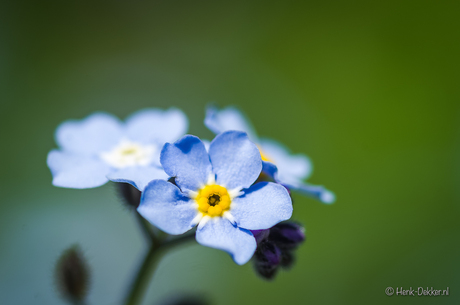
{"left": 1, "top": 1, "right": 459, "bottom": 304}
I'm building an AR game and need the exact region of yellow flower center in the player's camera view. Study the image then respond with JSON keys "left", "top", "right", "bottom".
{"left": 120, "top": 147, "right": 138, "bottom": 156}
{"left": 195, "top": 184, "right": 231, "bottom": 217}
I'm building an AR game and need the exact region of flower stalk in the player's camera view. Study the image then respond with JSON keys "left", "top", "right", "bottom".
{"left": 124, "top": 215, "right": 195, "bottom": 305}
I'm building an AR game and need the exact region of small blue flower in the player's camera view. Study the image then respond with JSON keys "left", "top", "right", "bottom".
{"left": 47, "top": 108, "right": 188, "bottom": 190}
{"left": 137, "top": 131, "right": 293, "bottom": 265}
{"left": 205, "top": 105, "right": 335, "bottom": 204}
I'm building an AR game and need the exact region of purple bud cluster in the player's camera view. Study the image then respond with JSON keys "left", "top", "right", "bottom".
{"left": 252, "top": 222, "right": 305, "bottom": 280}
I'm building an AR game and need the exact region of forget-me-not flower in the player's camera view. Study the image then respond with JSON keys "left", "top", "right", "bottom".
{"left": 137, "top": 131, "right": 293, "bottom": 265}
{"left": 47, "top": 108, "right": 187, "bottom": 190}
{"left": 205, "top": 105, "right": 335, "bottom": 204}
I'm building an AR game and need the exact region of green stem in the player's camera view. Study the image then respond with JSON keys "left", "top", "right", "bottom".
{"left": 124, "top": 225, "right": 195, "bottom": 305}
{"left": 124, "top": 242, "right": 162, "bottom": 305}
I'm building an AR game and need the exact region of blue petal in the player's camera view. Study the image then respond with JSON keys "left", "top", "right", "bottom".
{"left": 287, "top": 182, "right": 336, "bottom": 204}
{"left": 259, "top": 138, "right": 313, "bottom": 184}
{"left": 138, "top": 180, "right": 198, "bottom": 235}
{"left": 107, "top": 166, "right": 169, "bottom": 191}
{"left": 231, "top": 182, "right": 293, "bottom": 230}
{"left": 47, "top": 150, "right": 110, "bottom": 188}
{"left": 204, "top": 105, "right": 259, "bottom": 142}
{"left": 160, "top": 135, "right": 212, "bottom": 193}
{"left": 208, "top": 131, "right": 262, "bottom": 190}
{"left": 125, "top": 108, "right": 188, "bottom": 145}
{"left": 196, "top": 217, "right": 257, "bottom": 265}
{"left": 55, "top": 112, "right": 123, "bottom": 155}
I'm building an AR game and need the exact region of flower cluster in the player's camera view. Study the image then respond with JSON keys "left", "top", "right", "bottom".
{"left": 48, "top": 106, "right": 334, "bottom": 267}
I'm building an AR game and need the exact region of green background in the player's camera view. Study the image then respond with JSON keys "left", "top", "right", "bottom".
{"left": 1, "top": 1, "right": 459, "bottom": 304}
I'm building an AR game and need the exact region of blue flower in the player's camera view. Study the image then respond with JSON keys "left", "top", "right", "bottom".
{"left": 205, "top": 105, "right": 335, "bottom": 204}
{"left": 137, "top": 131, "right": 293, "bottom": 265}
{"left": 47, "top": 108, "right": 188, "bottom": 190}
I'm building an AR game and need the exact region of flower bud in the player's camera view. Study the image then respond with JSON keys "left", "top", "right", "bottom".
{"left": 269, "top": 222, "right": 305, "bottom": 250}
{"left": 252, "top": 222, "right": 306, "bottom": 280}
{"left": 279, "top": 250, "right": 295, "bottom": 269}
{"left": 253, "top": 240, "right": 282, "bottom": 280}
{"left": 252, "top": 229, "right": 270, "bottom": 244}
{"left": 55, "top": 245, "right": 90, "bottom": 303}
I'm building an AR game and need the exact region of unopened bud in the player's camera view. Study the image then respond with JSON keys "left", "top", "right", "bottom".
{"left": 55, "top": 245, "right": 90, "bottom": 303}
{"left": 269, "top": 222, "right": 305, "bottom": 250}
{"left": 252, "top": 229, "right": 270, "bottom": 244}
{"left": 253, "top": 241, "right": 282, "bottom": 280}
{"left": 279, "top": 250, "right": 295, "bottom": 269}
{"left": 252, "top": 221, "right": 306, "bottom": 280}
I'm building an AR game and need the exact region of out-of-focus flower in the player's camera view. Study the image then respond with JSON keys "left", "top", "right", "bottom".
{"left": 205, "top": 105, "right": 335, "bottom": 204}
{"left": 47, "top": 108, "right": 187, "bottom": 190}
{"left": 137, "top": 131, "right": 293, "bottom": 265}
{"left": 252, "top": 222, "right": 305, "bottom": 280}
{"left": 55, "top": 245, "right": 90, "bottom": 303}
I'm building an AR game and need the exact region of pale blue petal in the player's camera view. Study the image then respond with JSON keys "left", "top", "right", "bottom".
{"left": 138, "top": 180, "right": 198, "bottom": 235}
{"left": 231, "top": 182, "right": 292, "bottom": 230}
{"left": 205, "top": 105, "right": 259, "bottom": 142}
{"left": 259, "top": 138, "right": 313, "bottom": 184}
{"left": 209, "top": 131, "right": 262, "bottom": 190}
{"left": 196, "top": 217, "right": 256, "bottom": 265}
{"left": 126, "top": 108, "right": 188, "bottom": 144}
{"left": 287, "top": 182, "right": 336, "bottom": 204}
{"left": 56, "top": 112, "right": 123, "bottom": 155}
{"left": 47, "top": 150, "right": 110, "bottom": 188}
{"left": 107, "top": 166, "right": 169, "bottom": 191}
{"left": 160, "top": 135, "right": 212, "bottom": 193}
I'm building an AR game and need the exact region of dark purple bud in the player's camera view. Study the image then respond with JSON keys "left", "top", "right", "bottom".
{"left": 258, "top": 242, "right": 282, "bottom": 266}
{"left": 279, "top": 250, "right": 295, "bottom": 269}
{"left": 251, "top": 229, "right": 270, "bottom": 244}
{"left": 253, "top": 260, "right": 278, "bottom": 280}
{"left": 253, "top": 241, "right": 282, "bottom": 280}
{"left": 269, "top": 222, "right": 305, "bottom": 250}
{"left": 116, "top": 182, "right": 141, "bottom": 209}
{"left": 55, "top": 245, "right": 90, "bottom": 303}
